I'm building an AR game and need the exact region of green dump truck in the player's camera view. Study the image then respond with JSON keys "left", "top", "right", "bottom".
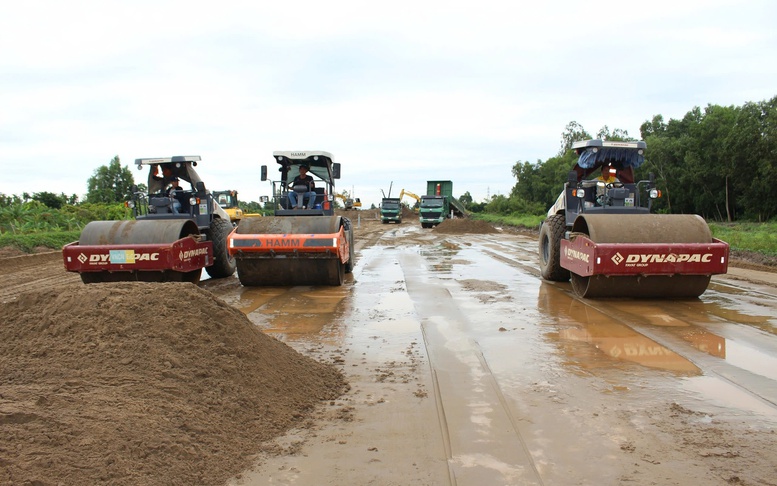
{"left": 380, "top": 197, "right": 402, "bottom": 224}
{"left": 419, "top": 180, "right": 467, "bottom": 228}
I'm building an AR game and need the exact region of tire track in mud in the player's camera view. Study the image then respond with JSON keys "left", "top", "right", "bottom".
{"left": 400, "top": 251, "right": 545, "bottom": 485}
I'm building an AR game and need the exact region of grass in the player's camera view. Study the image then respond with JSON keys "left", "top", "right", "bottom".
{"left": 470, "top": 213, "right": 777, "bottom": 257}
{"left": 708, "top": 222, "right": 777, "bottom": 256}
{"left": 471, "top": 212, "right": 544, "bottom": 231}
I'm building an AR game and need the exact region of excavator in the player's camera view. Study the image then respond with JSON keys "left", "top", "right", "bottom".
{"left": 335, "top": 193, "right": 354, "bottom": 210}
{"left": 399, "top": 189, "right": 421, "bottom": 213}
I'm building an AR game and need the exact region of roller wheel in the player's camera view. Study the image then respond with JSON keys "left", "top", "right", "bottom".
{"left": 206, "top": 217, "right": 237, "bottom": 279}
{"left": 539, "top": 214, "right": 570, "bottom": 282}
{"left": 328, "top": 258, "right": 345, "bottom": 285}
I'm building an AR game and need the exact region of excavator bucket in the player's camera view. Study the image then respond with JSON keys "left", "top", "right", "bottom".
{"left": 228, "top": 215, "right": 352, "bottom": 286}
{"left": 63, "top": 219, "right": 211, "bottom": 284}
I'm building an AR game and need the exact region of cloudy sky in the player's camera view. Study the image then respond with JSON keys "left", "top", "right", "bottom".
{"left": 1, "top": 0, "right": 775, "bottom": 209}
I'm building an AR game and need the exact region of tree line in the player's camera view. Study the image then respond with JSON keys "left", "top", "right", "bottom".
{"left": 461, "top": 95, "right": 776, "bottom": 222}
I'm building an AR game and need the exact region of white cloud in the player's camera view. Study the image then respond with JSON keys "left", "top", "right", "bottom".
{"left": 1, "top": 0, "right": 775, "bottom": 208}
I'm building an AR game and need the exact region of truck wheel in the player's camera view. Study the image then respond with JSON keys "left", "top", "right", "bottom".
{"left": 539, "top": 214, "right": 570, "bottom": 282}
{"left": 206, "top": 217, "right": 237, "bottom": 279}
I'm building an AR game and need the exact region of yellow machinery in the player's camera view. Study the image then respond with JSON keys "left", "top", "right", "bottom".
{"left": 214, "top": 190, "right": 263, "bottom": 225}
{"left": 335, "top": 193, "right": 354, "bottom": 210}
{"left": 399, "top": 189, "right": 421, "bottom": 212}
{"left": 214, "top": 190, "right": 244, "bottom": 224}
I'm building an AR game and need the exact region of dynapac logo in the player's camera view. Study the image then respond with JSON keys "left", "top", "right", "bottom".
{"left": 179, "top": 248, "right": 209, "bottom": 260}
{"left": 82, "top": 251, "right": 160, "bottom": 265}
{"left": 564, "top": 247, "right": 590, "bottom": 263}
{"left": 612, "top": 252, "right": 713, "bottom": 266}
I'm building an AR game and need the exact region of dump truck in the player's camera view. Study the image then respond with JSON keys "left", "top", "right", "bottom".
{"left": 227, "top": 151, "right": 354, "bottom": 286}
{"left": 419, "top": 180, "right": 467, "bottom": 228}
{"left": 380, "top": 197, "right": 402, "bottom": 224}
{"left": 63, "top": 156, "right": 236, "bottom": 284}
{"left": 538, "top": 139, "right": 729, "bottom": 298}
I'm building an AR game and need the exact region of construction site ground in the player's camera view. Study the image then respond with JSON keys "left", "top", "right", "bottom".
{"left": 2, "top": 209, "right": 777, "bottom": 485}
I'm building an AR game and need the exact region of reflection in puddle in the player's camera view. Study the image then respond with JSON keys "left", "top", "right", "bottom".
{"left": 235, "top": 285, "right": 349, "bottom": 343}
{"left": 538, "top": 283, "right": 701, "bottom": 374}
{"left": 683, "top": 375, "right": 777, "bottom": 419}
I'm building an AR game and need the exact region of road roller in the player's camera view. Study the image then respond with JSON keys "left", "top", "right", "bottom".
{"left": 539, "top": 139, "right": 729, "bottom": 298}
{"left": 63, "top": 156, "right": 236, "bottom": 284}
{"left": 227, "top": 151, "right": 354, "bottom": 286}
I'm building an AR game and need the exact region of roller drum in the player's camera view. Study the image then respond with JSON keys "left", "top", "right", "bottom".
{"left": 78, "top": 219, "right": 201, "bottom": 284}
{"left": 79, "top": 219, "right": 200, "bottom": 245}
{"left": 234, "top": 216, "right": 345, "bottom": 286}
{"left": 570, "top": 214, "right": 715, "bottom": 298}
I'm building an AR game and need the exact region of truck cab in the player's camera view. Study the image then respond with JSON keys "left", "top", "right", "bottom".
{"left": 380, "top": 198, "right": 402, "bottom": 224}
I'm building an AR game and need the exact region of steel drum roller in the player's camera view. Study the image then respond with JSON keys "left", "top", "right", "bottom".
{"left": 570, "top": 214, "right": 714, "bottom": 298}
{"left": 77, "top": 219, "right": 201, "bottom": 284}
{"left": 234, "top": 216, "right": 344, "bottom": 286}
{"left": 79, "top": 219, "right": 200, "bottom": 245}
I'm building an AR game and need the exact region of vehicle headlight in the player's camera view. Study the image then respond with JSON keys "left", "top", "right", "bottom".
{"left": 575, "top": 189, "right": 585, "bottom": 198}
{"left": 189, "top": 197, "right": 197, "bottom": 205}
{"left": 127, "top": 201, "right": 135, "bottom": 209}
{"left": 650, "top": 189, "right": 661, "bottom": 199}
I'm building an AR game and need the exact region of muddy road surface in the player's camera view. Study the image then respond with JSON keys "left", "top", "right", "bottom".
{"left": 3, "top": 211, "right": 777, "bottom": 485}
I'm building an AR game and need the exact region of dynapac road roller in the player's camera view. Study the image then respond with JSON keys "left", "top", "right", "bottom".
{"left": 63, "top": 156, "right": 236, "bottom": 284}
{"left": 539, "top": 139, "right": 729, "bottom": 298}
{"left": 227, "top": 151, "right": 354, "bottom": 286}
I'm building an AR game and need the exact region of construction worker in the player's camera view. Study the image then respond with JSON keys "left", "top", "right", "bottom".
{"left": 288, "top": 164, "right": 316, "bottom": 209}
{"left": 597, "top": 164, "right": 619, "bottom": 184}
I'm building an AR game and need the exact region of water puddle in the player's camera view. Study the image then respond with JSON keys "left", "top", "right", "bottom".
{"left": 538, "top": 283, "right": 701, "bottom": 374}
{"left": 682, "top": 375, "right": 777, "bottom": 420}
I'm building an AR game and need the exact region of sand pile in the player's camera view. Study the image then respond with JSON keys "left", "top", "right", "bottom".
{"left": 433, "top": 218, "right": 499, "bottom": 234}
{"left": 0, "top": 282, "right": 347, "bottom": 486}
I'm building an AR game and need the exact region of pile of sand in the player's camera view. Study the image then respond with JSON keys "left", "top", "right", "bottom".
{"left": 433, "top": 218, "right": 499, "bottom": 234}
{"left": 0, "top": 282, "right": 347, "bottom": 486}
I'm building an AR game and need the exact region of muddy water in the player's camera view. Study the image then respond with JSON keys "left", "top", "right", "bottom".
{"left": 209, "top": 224, "right": 777, "bottom": 485}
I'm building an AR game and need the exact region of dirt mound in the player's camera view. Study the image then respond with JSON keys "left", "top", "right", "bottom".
{"left": 401, "top": 207, "right": 418, "bottom": 219}
{"left": 433, "top": 218, "right": 499, "bottom": 234}
{"left": 0, "top": 282, "right": 347, "bottom": 486}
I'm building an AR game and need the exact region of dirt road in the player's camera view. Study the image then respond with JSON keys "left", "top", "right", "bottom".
{"left": 2, "top": 211, "right": 777, "bottom": 485}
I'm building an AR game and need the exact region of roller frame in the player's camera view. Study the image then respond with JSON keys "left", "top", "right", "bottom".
{"left": 560, "top": 234, "right": 729, "bottom": 277}
{"left": 227, "top": 225, "right": 350, "bottom": 264}
{"left": 63, "top": 236, "right": 213, "bottom": 275}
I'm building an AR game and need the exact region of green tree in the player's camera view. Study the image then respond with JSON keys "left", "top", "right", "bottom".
{"left": 32, "top": 191, "right": 68, "bottom": 209}
{"left": 458, "top": 191, "right": 473, "bottom": 207}
{"left": 86, "top": 156, "right": 135, "bottom": 203}
{"left": 558, "top": 121, "right": 592, "bottom": 156}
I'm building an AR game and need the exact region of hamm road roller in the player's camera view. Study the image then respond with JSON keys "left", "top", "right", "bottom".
{"left": 63, "top": 156, "right": 236, "bottom": 284}
{"left": 539, "top": 139, "right": 729, "bottom": 298}
{"left": 227, "top": 151, "right": 354, "bottom": 286}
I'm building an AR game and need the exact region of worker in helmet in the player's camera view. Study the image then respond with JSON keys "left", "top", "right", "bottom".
{"left": 288, "top": 164, "right": 316, "bottom": 209}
